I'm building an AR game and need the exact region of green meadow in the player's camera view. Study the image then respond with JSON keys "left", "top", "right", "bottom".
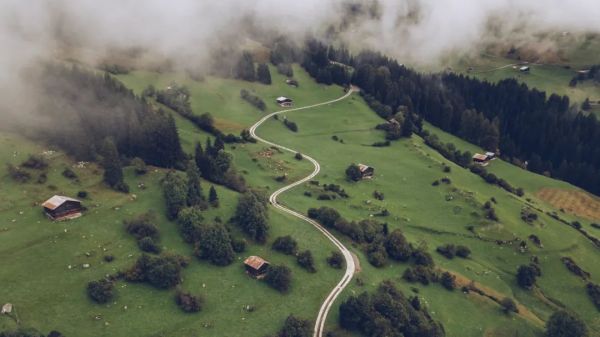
{"left": 1, "top": 63, "right": 599, "bottom": 337}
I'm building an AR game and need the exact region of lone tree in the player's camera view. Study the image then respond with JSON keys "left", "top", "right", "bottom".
{"left": 516, "top": 264, "right": 539, "bottom": 289}
{"left": 272, "top": 235, "right": 298, "bottom": 255}
{"left": 256, "top": 63, "right": 272, "bottom": 84}
{"left": 500, "top": 297, "right": 519, "bottom": 315}
{"left": 194, "top": 223, "right": 235, "bottom": 266}
{"left": 345, "top": 164, "right": 362, "bottom": 182}
{"left": 327, "top": 251, "right": 345, "bottom": 269}
{"left": 297, "top": 250, "right": 316, "bottom": 273}
{"left": 545, "top": 310, "right": 588, "bottom": 337}
{"left": 235, "top": 52, "right": 256, "bottom": 81}
{"left": 101, "top": 138, "right": 128, "bottom": 192}
{"left": 175, "top": 290, "right": 203, "bottom": 313}
{"left": 163, "top": 171, "right": 188, "bottom": 220}
{"left": 233, "top": 190, "right": 269, "bottom": 243}
{"left": 208, "top": 185, "right": 219, "bottom": 207}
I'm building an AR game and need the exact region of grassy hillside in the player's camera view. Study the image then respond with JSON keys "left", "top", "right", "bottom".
{"left": 2, "top": 62, "right": 599, "bottom": 337}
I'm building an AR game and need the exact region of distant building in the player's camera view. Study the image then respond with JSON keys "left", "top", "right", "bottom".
{"left": 1, "top": 303, "right": 12, "bottom": 314}
{"left": 285, "top": 79, "right": 298, "bottom": 87}
{"left": 357, "top": 164, "right": 375, "bottom": 179}
{"left": 276, "top": 96, "right": 293, "bottom": 107}
{"left": 472, "top": 153, "right": 490, "bottom": 166}
{"left": 244, "top": 256, "right": 270, "bottom": 278}
{"left": 485, "top": 152, "right": 496, "bottom": 160}
{"left": 42, "top": 195, "right": 83, "bottom": 221}
{"left": 519, "top": 66, "right": 530, "bottom": 72}
{"left": 387, "top": 118, "right": 400, "bottom": 126}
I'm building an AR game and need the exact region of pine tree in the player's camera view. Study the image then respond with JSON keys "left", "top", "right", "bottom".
{"left": 101, "top": 138, "right": 128, "bottom": 192}
{"left": 208, "top": 186, "right": 219, "bottom": 207}
{"left": 401, "top": 114, "right": 414, "bottom": 138}
{"left": 235, "top": 52, "right": 256, "bottom": 81}
{"left": 256, "top": 63, "right": 272, "bottom": 84}
{"left": 186, "top": 161, "right": 204, "bottom": 207}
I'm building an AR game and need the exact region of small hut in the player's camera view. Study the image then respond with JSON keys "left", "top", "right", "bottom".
{"left": 472, "top": 153, "right": 490, "bottom": 166}
{"left": 42, "top": 195, "right": 83, "bottom": 221}
{"left": 519, "top": 66, "right": 530, "bottom": 72}
{"left": 276, "top": 96, "right": 293, "bottom": 107}
{"left": 244, "top": 256, "right": 270, "bottom": 278}
{"left": 357, "top": 164, "right": 375, "bottom": 179}
{"left": 1, "top": 303, "right": 12, "bottom": 314}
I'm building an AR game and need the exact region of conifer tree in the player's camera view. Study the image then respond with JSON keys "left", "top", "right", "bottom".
{"left": 208, "top": 185, "right": 219, "bottom": 207}
{"left": 235, "top": 52, "right": 256, "bottom": 81}
{"left": 101, "top": 138, "right": 128, "bottom": 192}
{"left": 256, "top": 63, "right": 272, "bottom": 84}
{"left": 186, "top": 161, "right": 204, "bottom": 206}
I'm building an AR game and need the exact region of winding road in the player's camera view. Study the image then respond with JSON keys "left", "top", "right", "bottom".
{"left": 249, "top": 88, "right": 357, "bottom": 337}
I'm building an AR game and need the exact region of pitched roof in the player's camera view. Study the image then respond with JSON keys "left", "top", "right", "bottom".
{"left": 472, "top": 153, "right": 488, "bottom": 161}
{"left": 358, "top": 164, "right": 372, "bottom": 172}
{"left": 244, "top": 256, "right": 269, "bottom": 270}
{"left": 276, "top": 96, "right": 292, "bottom": 102}
{"left": 42, "top": 195, "right": 81, "bottom": 210}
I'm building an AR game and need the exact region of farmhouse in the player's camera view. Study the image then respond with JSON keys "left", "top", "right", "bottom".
{"left": 358, "top": 164, "right": 375, "bottom": 179}
{"left": 244, "top": 256, "right": 270, "bottom": 278}
{"left": 519, "top": 66, "right": 530, "bottom": 72}
{"left": 42, "top": 195, "right": 83, "bottom": 221}
{"left": 285, "top": 79, "right": 298, "bottom": 87}
{"left": 472, "top": 153, "right": 490, "bottom": 166}
{"left": 276, "top": 96, "right": 293, "bottom": 107}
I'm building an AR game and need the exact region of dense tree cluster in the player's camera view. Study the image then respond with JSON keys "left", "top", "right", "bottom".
{"left": 193, "top": 223, "right": 235, "bottom": 266}
{"left": 545, "top": 310, "right": 588, "bottom": 337}
{"left": 235, "top": 52, "right": 256, "bottom": 81}
{"left": 99, "top": 138, "right": 128, "bottom": 192}
{"left": 570, "top": 65, "right": 600, "bottom": 87}
{"left": 240, "top": 89, "right": 266, "bottom": 111}
{"left": 275, "top": 315, "right": 311, "bottom": 337}
{"left": 302, "top": 42, "right": 600, "bottom": 195}
{"left": 18, "top": 65, "right": 187, "bottom": 170}
{"left": 124, "top": 253, "right": 188, "bottom": 289}
{"left": 124, "top": 213, "right": 161, "bottom": 254}
{"left": 256, "top": 63, "right": 272, "bottom": 84}
{"left": 339, "top": 281, "right": 445, "bottom": 337}
{"left": 195, "top": 140, "right": 246, "bottom": 192}
{"left": 232, "top": 190, "right": 270, "bottom": 243}
{"left": 301, "top": 40, "right": 351, "bottom": 86}
{"left": 436, "top": 244, "right": 471, "bottom": 259}
{"left": 272, "top": 235, "right": 298, "bottom": 255}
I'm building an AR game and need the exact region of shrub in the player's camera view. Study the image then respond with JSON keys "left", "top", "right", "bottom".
{"left": 194, "top": 223, "right": 235, "bottom": 266}
{"left": 345, "top": 164, "right": 362, "bottom": 182}
{"left": 455, "top": 245, "right": 471, "bottom": 258}
{"left": 240, "top": 89, "right": 266, "bottom": 111}
{"left": 277, "top": 315, "right": 311, "bottom": 337}
{"left": 294, "top": 152, "right": 303, "bottom": 160}
{"left": 500, "top": 297, "right": 519, "bottom": 314}
{"left": 443, "top": 165, "right": 451, "bottom": 173}
{"left": 62, "top": 168, "right": 78, "bottom": 180}
{"left": 77, "top": 190, "right": 88, "bottom": 198}
{"left": 138, "top": 237, "right": 161, "bottom": 254}
{"left": 21, "top": 155, "right": 48, "bottom": 170}
{"left": 403, "top": 266, "right": 438, "bottom": 285}
{"left": 545, "top": 310, "right": 588, "bottom": 337}
{"left": 586, "top": 283, "right": 600, "bottom": 310}
{"left": 297, "top": 250, "right": 316, "bottom": 273}
{"left": 175, "top": 291, "right": 203, "bottom": 313}
{"left": 283, "top": 119, "right": 298, "bottom": 132}
{"left": 231, "top": 238, "right": 247, "bottom": 253}
{"left": 265, "top": 264, "right": 292, "bottom": 293}
{"left": 124, "top": 213, "right": 159, "bottom": 240}
{"left": 440, "top": 272, "right": 456, "bottom": 290}
{"left": 124, "top": 253, "right": 187, "bottom": 289}
{"left": 7, "top": 164, "right": 31, "bottom": 183}
{"left": 272, "top": 235, "right": 298, "bottom": 255}
{"left": 366, "top": 243, "right": 388, "bottom": 267}
{"left": 327, "top": 251, "right": 345, "bottom": 269}
{"left": 436, "top": 244, "right": 456, "bottom": 259}
{"left": 87, "top": 279, "right": 114, "bottom": 303}
{"left": 384, "top": 230, "right": 412, "bottom": 262}
{"left": 104, "top": 255, "right": 114, "bottom": 262}
{"left": 373, "top": 190, "right": 385, "bottom": 200}
{"left": 131, "top": 157, "right": 148, "bottom": 175}
{"left": 412, "top": 248, "right": 434, "bottom": 267}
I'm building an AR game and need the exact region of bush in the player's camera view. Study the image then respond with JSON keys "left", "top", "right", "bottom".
{"left": 440, "top": 272, "right": 456, "bottom": 290}
{"left": 240, "top": 89, "right": 266, "bottom": 111}
{"left": 175, "top": 290, "right": 203, "bottom": 313}
{"left": 412, "top": 248, "right": 434, "bottom": 267}
{"left": 7, "top": 164, "right": 31, "bottom": 183}
{"left": 272, "top": 235, "right": 298, "bottom": 255}
{"left": 327, "top": 251, "right": 345, "bottom": 269}
{"left": 21, "top": 155, "right": 48, "bottom": 170}
{"left": 124, "top": 213, "right": 159, "bottom": 240}
{"left": 277, "top": 315, "right": 311, "bottom": 337}
{"left": 402, "top": 266, "right": 438, "bottom": 285}
{"left": 373, "top": 190, "right": 385, "bottom": 200}
{"left": 231, "top": 238, "right": 247, "bottom": 253}
{"left": 87, "top": 279, "right": 114, "bottom": 303}
{"left": 455, "top": 245, "right": 471, "bottom": 258}
{"left": 366, "top": 243, "right": 388, "bottom": 267}
{"left": 77, "top": 191, "right": 88, "bottom": 198}
{"left": 384, "top": 230, "right": 412, "bottom": 262}
{"left": 104, "top": 255, "right": 115, "bottom": 262}
{"left": 264, "top": 264, "right": 292, "bottom": 293}
{"left": 62, "top": 168, "right": 78, "bottom": 180}
{"left": 345, "top": 164, "right": 362, "bottom": 182}
{"left": 545, "top": 310, "right": 588, "bottom": 337}
{"left": 297, "top": 250, "right": 316, "bottom": 273}
{"left": 294, "top": 152, "right": 303, "bottom": 160}
{"left": 124, "top": 253, "right": 188, "bottom": 289}
{"left": 138, "top": 237, "right": 161, "bottom": 254}
{"left": 586, "top": 283, "right": 600, "bottom": 310}
{"left": 436, "top": 244, "right": 456, "bottom": 259}
{"left": 194, "top": 223, "right": 235, "bottom": 266}
{"left": 283, "top": 119, "right": 298, "bottom": 132}
{"left": 500, "top": 297, "right": 519, "bottom": 314}
{"left": 131, "top": 157, "right": 148, "bottom": 175}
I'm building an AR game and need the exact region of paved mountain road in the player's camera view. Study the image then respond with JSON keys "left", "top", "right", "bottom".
{"left": 248, "top": 88, "right": 357, "bottom": 337}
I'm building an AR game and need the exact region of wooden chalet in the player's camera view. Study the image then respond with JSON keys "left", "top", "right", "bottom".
{"left": 472, "top": 153, "right": 490, "bottom": 166}
{"left": 244, "top": 256, "right": 270, "bottom": 278}
{"left": 42, "top": 195, "right": 83, "bottom": 221}
{"left": 357, "top": 164, "right": 374, "bottom": 179}
{"left": 276, "top": 96, "right": 293, "bottom": 107}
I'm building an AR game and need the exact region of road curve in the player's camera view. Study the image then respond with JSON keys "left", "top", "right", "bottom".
{"left": 249, "top": 89, "right": 357, "bottom": 337}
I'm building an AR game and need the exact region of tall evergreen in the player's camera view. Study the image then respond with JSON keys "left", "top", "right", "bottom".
{"left": 101, "top": 138, "right": 128, "bottom": 192}
{"left": 186, "top": 161, "right": 204, "bottom": 207}
{"left": 256, "top": 63, "right": 272, "bottom": 84}
{"left": 208, "top": 186, "right": 219, "bottom": 207}
{"left": 163, "top": 171, "right": 188, "bottom": 220}
{"left": 235, "top": 52, "right": 256, "bottom": 81}
{"left": 233, "top": 190, "right": 269, "bottom": 243}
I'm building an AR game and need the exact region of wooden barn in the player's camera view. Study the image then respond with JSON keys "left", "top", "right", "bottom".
{"left": 472, "top": 153, "right": 490, "bottom": 166}
{"left": 244, "top": 256, "right": 270, "bottom": 278}
{"left": 42, "top": 195, "right": 83, "bottom": 221}
{"left": 276, "top": 96, "right": 293, "bottom": 107}
{"left": 358, "top": 164, "right": 375, "bottom": 179}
